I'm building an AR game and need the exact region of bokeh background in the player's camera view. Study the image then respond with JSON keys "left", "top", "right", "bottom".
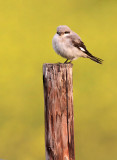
{"left": 0, "top": 0, "right": 117, "bottom": 160}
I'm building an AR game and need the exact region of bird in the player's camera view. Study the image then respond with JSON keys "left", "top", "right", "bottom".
{"left": 52, "top": 25, "right": 103, "bottom": 64}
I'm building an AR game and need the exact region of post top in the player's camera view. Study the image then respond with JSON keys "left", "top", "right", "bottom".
{"left": 43, "top": 63, "right": 73, "bottom": 68}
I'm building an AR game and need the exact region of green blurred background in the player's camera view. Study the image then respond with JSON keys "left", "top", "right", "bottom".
{"left": 0, "top": 0, "right": 117, "bottom": 160}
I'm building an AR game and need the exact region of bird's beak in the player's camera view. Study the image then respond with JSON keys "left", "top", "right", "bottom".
{"left": 57, "top": 31, "right": 62, "bottom": 36}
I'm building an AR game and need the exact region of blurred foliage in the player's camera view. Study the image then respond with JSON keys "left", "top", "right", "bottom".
{"left": 0, "top": 0, "right": 117, "bottom": 160}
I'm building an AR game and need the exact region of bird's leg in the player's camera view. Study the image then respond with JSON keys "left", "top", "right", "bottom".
{"left": 64, "top": 59, "right": 69, "bottom": 63}
{"left": 68, "top": 60, "right": 72, "bottom": 63}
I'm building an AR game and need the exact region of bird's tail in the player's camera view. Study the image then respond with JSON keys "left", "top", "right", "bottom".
{"left": 88, "top": 55, "right": 103, "bottom": 64}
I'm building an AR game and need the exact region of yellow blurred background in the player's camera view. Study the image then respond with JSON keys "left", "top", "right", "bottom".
{"left": 0, "top": 0, "right": 117, "bottom": 159}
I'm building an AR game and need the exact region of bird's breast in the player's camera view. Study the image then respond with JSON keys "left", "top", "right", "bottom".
{"left": 52, "top": 34, "right": 80, "bottom": 60}
{"left": 52, "top": 34, "right": 66, "bottom": 55}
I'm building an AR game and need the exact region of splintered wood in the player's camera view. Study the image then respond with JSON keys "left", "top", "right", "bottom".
{"left": 43, "top": 63, "right": 75, "bottom": 160}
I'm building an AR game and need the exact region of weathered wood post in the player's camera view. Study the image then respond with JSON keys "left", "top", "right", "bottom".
{"left": 43, "top": 63, "right": 75, "bottom": 160}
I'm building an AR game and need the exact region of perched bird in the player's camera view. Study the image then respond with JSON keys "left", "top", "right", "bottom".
{"left": 52, "top": 25, "right": 103, "bottom": 64}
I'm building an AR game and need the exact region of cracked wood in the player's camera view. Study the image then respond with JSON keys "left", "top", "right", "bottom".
{"left": 43, "top": 63, "right": 75, "bottom": 160}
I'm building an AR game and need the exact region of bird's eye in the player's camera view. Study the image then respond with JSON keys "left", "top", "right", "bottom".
{"left": 65, "top": 31, "right": 70, "bottom": 34}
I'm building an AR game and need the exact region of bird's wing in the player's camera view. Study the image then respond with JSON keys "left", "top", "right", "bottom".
{"left": 66, "top": 33, "right": 103, "bottom": 64}
{"left": 67, "top": 33, "right": 93, "bottom": 57}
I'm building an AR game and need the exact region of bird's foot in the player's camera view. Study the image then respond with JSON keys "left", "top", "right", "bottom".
{"left": 65, "top": 60, "right": 72, "bottom": 64}
{"left": 68, "top": 60, "right": 72, "bottom": 63}
{"left": 64, "top": 59, "right": 69, "bottom": 63}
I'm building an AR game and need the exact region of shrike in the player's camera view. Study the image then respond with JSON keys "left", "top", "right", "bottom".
{"left": 52, "top": 25, "right": 103, "bottom": 64}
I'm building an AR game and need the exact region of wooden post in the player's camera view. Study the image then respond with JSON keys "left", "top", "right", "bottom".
{"left": 43, "top": 63, "right": 75, "bottom": 160}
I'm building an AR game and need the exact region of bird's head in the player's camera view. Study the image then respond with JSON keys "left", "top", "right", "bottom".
{"left": 56, "top": 25, "right": 71, "bottom": 36}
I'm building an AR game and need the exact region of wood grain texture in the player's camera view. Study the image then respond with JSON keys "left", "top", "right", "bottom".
{"left": 43, "top": 63, "right": 75, "bottom": 160}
